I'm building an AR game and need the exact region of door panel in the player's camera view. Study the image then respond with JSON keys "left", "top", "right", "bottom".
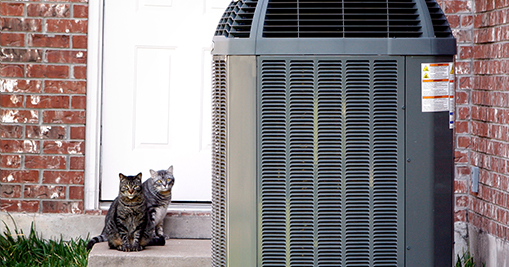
{"left": 101, "top": 0, "right": 230, "bottom": 201}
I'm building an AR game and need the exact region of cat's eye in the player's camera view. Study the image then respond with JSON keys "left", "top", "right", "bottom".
{"left": 134, "top": 186, "right": 140, "bottom": 190}
{"left": 157, "top": 180, "right": 162, "bottom": 184}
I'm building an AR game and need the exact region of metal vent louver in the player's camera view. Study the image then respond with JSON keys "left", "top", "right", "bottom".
{"left": 259, "top": 57, "right": 402, "bottom": 265}
{"left": 211, "top": 57, "right": 227, "bottom": 267}
{"left": 215, "top": 0, "right": 259, "bottom": 38}
{"left": 425, "top": 0, "right": 453, "bottom": 37}
{"left": 262, "top": 0, "right": 422, "bottom": 38}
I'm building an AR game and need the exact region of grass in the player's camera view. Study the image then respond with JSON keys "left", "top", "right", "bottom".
{"left": 0, "top": 217, "right": 89, "bottom": 267}
{"left": 455, "top": 249, "right": 485, "bottom": 267}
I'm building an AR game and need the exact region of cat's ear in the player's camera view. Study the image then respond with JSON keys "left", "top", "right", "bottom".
{"left": 119, "top": 173, "right": 126, "bottom": 180}
{"left": 136, "top": 172, "right": 142, "bottom": 180}
{"left": 167, "top": 165, "right": 173, "bottom": 174}
{"left": 150, "top": 169, "right": 157, "bottom": 178}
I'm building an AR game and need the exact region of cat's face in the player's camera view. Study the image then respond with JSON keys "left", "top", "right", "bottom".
{"left": 150, "top": 166, "right": 175, "bottom": 195}
{"left": 119, "top": 173, "right": 143, "bottom": 200}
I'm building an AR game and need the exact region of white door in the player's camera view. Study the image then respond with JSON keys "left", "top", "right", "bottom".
{"left": 101, "top": 0, "right": 230, "bottom": 201}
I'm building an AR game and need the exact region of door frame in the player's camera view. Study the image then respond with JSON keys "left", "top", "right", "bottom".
{"left": 84, "top": 0, "right": 104, "bottom": 210}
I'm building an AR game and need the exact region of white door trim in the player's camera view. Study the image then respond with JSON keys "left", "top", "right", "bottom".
{"left": 84, "top": 0, "right": 104, "bottom": 210}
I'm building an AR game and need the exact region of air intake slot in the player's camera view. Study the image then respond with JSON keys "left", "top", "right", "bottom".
{"left": 211, "top": 56, "right": 227, "bottom": 267}
{"left": 262, "top": 0, "right": 422, "bottom": 38}
{"left": 259, "top": 56, "right": 403, "bottom": 265}
{"left": 215, "top": 0, "right": 259, "bottom": 38}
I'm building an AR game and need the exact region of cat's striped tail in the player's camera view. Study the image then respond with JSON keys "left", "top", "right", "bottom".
{"left": 86, "top": 234, "right": 107, "bottom": 250}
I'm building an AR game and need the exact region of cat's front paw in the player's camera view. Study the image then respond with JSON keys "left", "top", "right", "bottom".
{"left": 117, "top": 244, "right": 129, "bottom": 252}
{"left": 130, "top": 243, "right": 143, "bottom": 251}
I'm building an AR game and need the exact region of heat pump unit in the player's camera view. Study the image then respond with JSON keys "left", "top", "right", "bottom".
{"left": 211, "top": 0, "right": 457, "bottom": 266}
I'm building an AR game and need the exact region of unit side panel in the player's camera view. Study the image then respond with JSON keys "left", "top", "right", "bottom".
{"left": 227, "top": 56, "right": 258, "bottom": 267}
{"left": 405, "top": 56, "right": 454, "bottom": 267}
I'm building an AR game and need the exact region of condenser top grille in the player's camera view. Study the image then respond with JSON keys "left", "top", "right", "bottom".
{"left": 425, "top": 0, "right": 453, "bottom": 37}
{"left": 215, "top": 0, "right": 259, "bottom": 38}
{"left": 263, "top": 0, "right": 422, "bottom": 38}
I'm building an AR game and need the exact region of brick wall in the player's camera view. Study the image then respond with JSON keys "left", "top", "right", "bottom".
{"left": 443, "top": 0, "right": 509, "bottom": 243}
{"left": 0, "top": 0, "right": 88, "bottom": 214}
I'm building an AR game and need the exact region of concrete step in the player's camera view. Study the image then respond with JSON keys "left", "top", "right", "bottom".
{"left": 87, "top": 239, "right": 211, "bottom": 267}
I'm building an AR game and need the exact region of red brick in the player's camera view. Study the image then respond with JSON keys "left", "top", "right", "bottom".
{"left": 44, "top": 80, "right": 86, "bottom": 94}
{"left": 0, "top": 125, "right": 23, "bottom": 138}
{"left": 46, "top": 19, "right": 87, "bottom": 33}
{"left": 0, "top": 94, "right": 23, "bottom": 108}
{"left": 455, "top": 61, "right": 471, "bottom": 75}
{"left": 25, "top": 185, "right": 65, "bottom": 199}
{"left": 456, "top": 195, "right": 470, "bottom": 208}
{"left": 1, "top": 48, "right": 43, "bottom": 63}
{"left": 71, "top": 95, "right": 86, "bottom": 109}
{"left": 27, "top": 3, "right": 70, "bottom": 17}
{"left": 42, "top": 200, "right": 83, "bottom": 214}
{"left": 1, "top": 184, "right": 21, "bottom": 198}
{"left": 453, "top": 28, "right": 473, "bottom": 43}
{"left": 73, "top": 5, "right": 88, "bottom": 18}
{"left": 457, "top": 136, "right": 471, "bottom": 148}
{"left": 474, "top": 28, "right": 496, "bottom": 43}
{"left": 73, "top": 65, "right": 86, "bottom": 79}
{"left": 43, "top": 141, "right": 84, "bottom": 154}
{"left": 457, "top": 106, "right": 471, "bottom": 120}
{"left": 458, "top": 45, "right": 472, "bottom": 60}
{"left": 455, "top": 91, "right": 469, "bottom": 105}
{"left": 456, "top": 165, "right": 471, "bottom": 178}
{"left": 0, "top": 170, "right": 39, "bottom": 183}
{"left": 1, "top": 109, "right": 39, "bottom": 124}
{"left": 72, "top": 35, "right": 87, "bottom": 49}
{"left": 70, "top": 126, "right": 85, "bottom": 139}
{"left": 43, "top": 171, "right": 84, "bottom": 184}
{"left": 42, "top": 110, "right": 85, "bottom": 124}
{"left": 0, "top": 64, "right": 24, "bottom": 78}
{"left": 0, "top": 3, "right": 25, "bottom": 16}
{"left": 25, "top": 155, "right": 67, "bottom": 169}
{"left": 69, "top": 186, "right": 84, "bottom": 200}
{"left": 444, "top": 1, "right": 472, "bottom": 13}
{"left": 70, "top": 156, "right": 85, "bottom": 170}
{"left": 46, "top": 50, "right": 86, "bottom": 64}
{"left": 0, "top": 155, "right": 21, "bottom": 169}
{"left": 455, "top": 209, "right": 467, "bottom": 222}
{"left": 455, "top": 121, "right": 469, "bottom": 135}
{"left": 455, "top": 150, "right": 469, "bottom": 163}
{"left": 458, "top": 76, "right": 473, "bottom": 90}
{"left": 26, "top": 125, "right": 66, "bottom": 139}
{"left": 0, "top": 79, "right": 42, "bottom": 93}
{"left": 455, "top": 179, "right": 468, "bottom": 193}
{"left": 0, "top": 18, "right": 42, "bottom": 32}
{"left": 447, "top": 15, "right": 460, "bottom": 28}
{"left": 0, "top": 140, "right": 40, "bottom": 153}
{"left": 28, "top": 34, "right": 70, "bottom": 48}
{"left": 0, "top": 33, "right": 25, "bottom": 47}
{"left": 461, "top": 14, "right": 473, "bottom": 27}
{"left": 1, "top": 200, "right": 39, "bottom": 213}
{"left": 26, "top": 64, "right": 69, "bottom": 79}
{"left": 26, "top": 95, "right": 69, "bottom": 109}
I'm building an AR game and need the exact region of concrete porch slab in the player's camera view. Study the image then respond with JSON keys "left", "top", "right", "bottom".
{"left": 87, "top": 239, "right": 211, "bottom": 267}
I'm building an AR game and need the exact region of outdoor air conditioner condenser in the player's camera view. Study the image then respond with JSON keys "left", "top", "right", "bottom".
{"left": 211, "top": 0, "right": 457, "bottom": 266}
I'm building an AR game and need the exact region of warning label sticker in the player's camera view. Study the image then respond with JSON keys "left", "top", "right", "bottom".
{"left": 421, "top": 63, "right": 453, "bottom": 112}
{"left": 449, "top": 63, "right": 455, "bottom": 129}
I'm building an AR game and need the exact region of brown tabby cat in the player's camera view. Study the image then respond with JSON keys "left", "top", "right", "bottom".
{"left": 86, "top": 173, "right": 164, "bottom": 251}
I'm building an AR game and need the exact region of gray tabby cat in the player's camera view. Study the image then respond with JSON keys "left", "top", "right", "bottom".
{"left": 86, "top": 173, "right": 164, "bottom": 251}
{"left": 143, "top": 166, "right": 175, "bottom": 239}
